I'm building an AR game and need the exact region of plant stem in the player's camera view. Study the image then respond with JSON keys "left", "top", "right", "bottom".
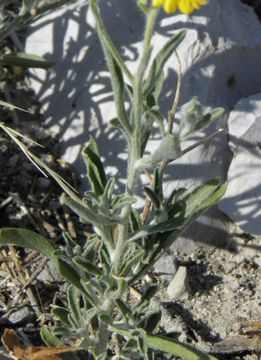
{"left": 112, "top": 9, "right": 159, "bottom": 276}
{"left": 89, "top": 0, "right": 133, "bottom": 83}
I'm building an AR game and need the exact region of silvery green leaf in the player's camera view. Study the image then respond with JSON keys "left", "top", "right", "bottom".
{"left": 65, "top": 196, "right": 123, "bottom": 225}
{"left": 0, "top": 52, "right": 56, "bottom": 69}
{"left": 62, "top": 232, "right": 77, "bottom": 250}
{"left": 139, "top": 309, "right": 162, "bottom": 333}
{"left": 180, "top": 99, "right": 224, "bottom": 139}
{"left": 73, "top": 256, "right": 102, "bottom": 277}
{"left": 134, "top": 285, "right": 159, "bottom": 314}
{"left": 119, "top": 248, "right": 145, "bottom": 277}
{"left": 130, "top": 179, "right": 227, "bottom": 285}
{"left": 130, "top": 208, "right": 141, "bottom": 232}
{"left": 82, "top": 137, "right": 107, "bottom": 196}
{"left": 99, "top": 312, "right": 113, "bottom": 325}
{"left": 83, "top": 307, "right": 98, "bottom": 324}
{"left": 131, "top": 328, "right": 149, "bottom": 356}
{"left": 144, "top": 187, "right": 160, "bottom": 209}
{"left": 148, "top": 108, "right": 165, "bottom": 136}
{"left": 112, "top": 194, "right": 137, "bottom": 210}
{"left": 179, "top": 97, "right": 203, "bottom": 139}
{"left": 105, "top": 279, "right": 127, "bottom": 300}
{"left": 108, "top": 58, "right": 131, "bottom": 133}
{"left": 67, "top": 285, "right": 82, "bottom": 328}
{"left": 136, "top": 134, "right": 181, "bottom": 171}
{"left": 109, "top": 117, "right": 125, "bottom": 131}
{"left": 143, "top": 30, "right": 186, "bottom": 97}
{"left": 103, "top": 177, "right": 115, "bottom": 201}
{"left": 192, "top": 107, "right": 224, "bottom": 135}
{"left": 41, "top": 326, "right": 80, "bottom": 360}
{"left": 109, "top": 325, "right": 217, "bottom": 360}
{"left": 166, "top": 188, "right": 186, "bottom": 210}
{"left": 52, "top": 306, "right": 71, "bottom": 326}
{"left": 82, "top": 235, "right": 98, "bottom": 256}
{"left": 0, "top": 228, "right": 56, "bottom": 259}
{"left": 99, "top": 246, "right": 111, "bottom": 274}
{"left": 79, "top": 279, "right": 97, "bottom": 306}
{"left": 128, "top": 209, "right": 184, "bottom": 242}
{"left": 114, "top": 299, "right": 133, "bottom": 321}
{"left": 41, "top": 326, "right": 64, "bottom": 347}
{"left": 53, "top": 326, "right": 74, "bottom": 337}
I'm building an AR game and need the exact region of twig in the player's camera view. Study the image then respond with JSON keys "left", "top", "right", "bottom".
{"left": 0, "top": 196, "right": 12, "bottom": 210}
{"left": 9, "top": 245, "right": 41, "bottom": 316}
{"left": 167, "top": 50, "right": 183, "bottom": 134}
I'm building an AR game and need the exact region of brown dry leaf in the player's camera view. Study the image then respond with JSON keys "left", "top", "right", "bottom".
{"left": 2, "top": 328, "right": 80, "bottom": 360}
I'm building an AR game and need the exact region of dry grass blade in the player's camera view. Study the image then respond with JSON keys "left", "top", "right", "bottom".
{"left": 0, "top": 123, "right": 80, "bottom": 201}
{"left": 0, "top": 99, "right": 30, "bottom": 113}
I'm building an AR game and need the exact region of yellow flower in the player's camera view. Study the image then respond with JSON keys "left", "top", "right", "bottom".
{"left": 152, "top": 0, "right": 207, "bottom": 14}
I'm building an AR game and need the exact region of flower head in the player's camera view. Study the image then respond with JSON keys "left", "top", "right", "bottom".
{"left": 152, "top": 0, "right": 207, "bottom": 14}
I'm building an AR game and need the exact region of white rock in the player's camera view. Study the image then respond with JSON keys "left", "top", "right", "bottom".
{"left": 167, "top": 265, "right": 190, "bottom": 300}
{"left": 219, "top": 147, "right": 261, "bottom": 236}
{"left": 219, "top": 93, "right": 261, "bottom": 236}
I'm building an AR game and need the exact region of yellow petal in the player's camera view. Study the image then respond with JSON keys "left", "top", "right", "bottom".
{"left": 164, "top": 0, "right": 178, "bottom": 13}
{"left": 152, "top": 0, "right": 165, "bottom": 7}
{"left": 193, "top": 0, "right": 207, "bottom": 9}
{"left": 178, "top": 0, "right": 194, "bottom": 14}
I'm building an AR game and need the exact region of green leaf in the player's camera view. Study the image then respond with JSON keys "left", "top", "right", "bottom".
{"left": 183, "top": 179, "right": 227, "bottom": 220}
{"left": 140, "top": 310, "right": 162, "bottom": 333}
{"left": 0, "top": 228, "right": 57, "bottom": 259}
{"left": 119, "top": 248, "right": 144, "bottom": 277}
{"left": 144, "top": 187, "right": 160, "bottom": 209}
{"left": 64, "top": 196, "right": 122, "bottom": 225}
{"left": 114, "top": 299, "right": 133, "bottom": 321}
{"left": 52, "top": 307, "right": 71, "bottom": 326}
{"left": 41, "top": 326, "right": 65, "bottom": 347}
{"left": 180, "top": 98, "right": 224, "bottom": 139}
{"left": 143, "top": 30, "right": 186, "bottom": 97}
{"left": 0, "top": 228, "right": 87, "bottom": 294}
{"left": 40, "top": 326, "right": 78, "bottom": 360}
{"left": 55, "top": 257, "right": 84, "bottom": 292}
{"left": 82, "top": 137, "right": 107, "bottom": 196}
{"left": 128, "top": 209, "right": 184, "bottom": 242}
{"left": 136, "top": 134, "right": 181, "bottom": 171}
{"left": 107, "top": 57, "right": 131, "bottom": 133}
{"left": 73, "top": 256, "right": 102, "bottom": 277}
{"left": 109, "top": 325, "right": 217, "bottom": 360}
{"left": 192, "top": 108, "right": 224, "bottom": 135}
{"left": 0, "top": 53, "right": 56, "bottom": 69}
{"left": 130, "top": 180, "right": 227, "bottom": 284}
{"left": 67, "top": 285, "right": 82, "bottom": 328}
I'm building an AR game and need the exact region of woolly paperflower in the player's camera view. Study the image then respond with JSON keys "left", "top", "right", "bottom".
{"left": 152, "top": 0, "right": 207, "bottom": 14}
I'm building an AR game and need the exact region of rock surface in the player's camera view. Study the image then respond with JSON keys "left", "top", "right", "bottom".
{"left": 219, "top": 93, "right": 261, "bottom": 236}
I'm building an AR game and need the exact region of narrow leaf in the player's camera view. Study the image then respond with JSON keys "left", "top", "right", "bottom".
{"left": 109, "top": 325, "right": 217, "bottom": 360}
{"left": 67, "top": 285, "right": 82, "bottom": 327}
{"left": 0, "top": 52, "right": 56, "bottom": 69}
{"left": 143, "top": 30, "right": 186, "bottom": 96}
{"left": 0, "top": 228, "right": 56, "bottom": 259}
{"left": 82, "top": 137, "right": 107, "bottom": 196}
{"left": 73, "top": 256, "right": 102, "bottom": 277}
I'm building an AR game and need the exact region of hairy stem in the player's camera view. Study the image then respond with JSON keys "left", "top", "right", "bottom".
{"left": 112, "top": 9, "right": 159, "bottom": 276}
{"left": 89, "top": 0, "right": 133, "bottom": 83}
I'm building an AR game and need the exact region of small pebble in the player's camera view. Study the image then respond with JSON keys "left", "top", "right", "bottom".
{"left": 167, "top": 266, "right": 190, "bottom": 300}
